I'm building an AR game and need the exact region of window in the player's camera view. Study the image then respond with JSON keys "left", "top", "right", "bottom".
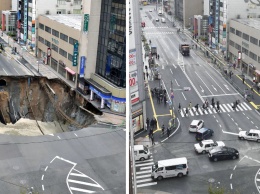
{"left": 39, "top": 23, "right": 44, "bottom": 30}
{"left": 59, "top": 48, "right": 67, "bottom": 58}
{"left": 165, "top": 166, "right": 176, "bottom": 171}
{"left": 60, "top": 33, "right": 68, "bottom": 42}
{"left": 242, "top": 33, "right": 249, "bottom": 41}
{"left": 236, "top": 30, "right": 242, "bottom": 37}
{"left": 57, "top": 11, "right": 62, "bottom": 14}
{"left": 250, "top": 36, "right": 258, "bottom": 45}
{"left": 69, "top": 37, "right": 78, "bottom": 45}
{"left": 45, "top": 26, "right": 51, "bottom": 33}
{"left": 235, "top": 43, "right": 241, "bottom": 50}
{"left": 258, "top": 56, "right": 260, "bottom": 63}
{"left": 249, "top": 51, "right": 257, "bottom": 61}
{"left": 230, "top": 27, "right": 235, "bottom": 34}
{"left": 52, "top": 44, "right": 58, "bottom": 52}
{"left": 45, "top": 40, "right": 51, "bottom": 47}
{"left": 242, "top": 47, "right": 248, "bottom": 55}
{"left": 229, "top": 40, "right": 234, "bottom": 47}
{"left": 57, "top": 0, "right": 65, "bottom": 5}
{"left": 68, "top": 53, "right": 73, "bottom": 62}
{"left": 52, "top": 29, "right": 59, "bottom": 38}
{"left": 39, "top": 36, "right": 44, "bottom": 44}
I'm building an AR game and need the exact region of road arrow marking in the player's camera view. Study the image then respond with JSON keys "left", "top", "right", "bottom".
{"left": 222, "top": 130, "right": 239, "bottom": 136}
{"left": 170, "top": 69, "right": 173, "bottom": 74}
{"left": 212, "top": 85, "right": 217, "bottom": 91}
{"left": 224, "top": 84, "right": 230, "bottom": 91}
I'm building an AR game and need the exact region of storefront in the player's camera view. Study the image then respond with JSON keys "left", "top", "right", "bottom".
{"left": 58, "top": 60, "right": 66, "bottom": 78}
{"left": 65, "top": 67, "right": 76, "bottom": 82}
{"left": 132, "top": 108, "right": 144, "bottom": 134}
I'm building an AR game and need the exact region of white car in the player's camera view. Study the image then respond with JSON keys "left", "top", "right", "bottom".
{"left": 149, "top": 9, "right": 152, "bottom": 12}
{"left": 189, "top": 120, "right": 204, "bottom": 132}
{"left": 155, "top": 18, "right": 159, "bottom": 22}
{"left": 194, "top": 139, "right": 225, "bottom": 154}
{"left": 238, "top": 129, "right": 260, "bottom": 142}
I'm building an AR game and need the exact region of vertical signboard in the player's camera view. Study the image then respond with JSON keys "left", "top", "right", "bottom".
{"left": 24, "top": 0, "right": 28, "bottom": 41}
{"left": 79, "top": 56, "right": 86, "bottom": 77}
{"left": 72, "top": 42, "right": 79, "bottom": 66}
{"left": 83, "top": 14, "right": 89, "bottom": 32}
{"left": 215, "top": 0, "right": 219, "bottom": 46}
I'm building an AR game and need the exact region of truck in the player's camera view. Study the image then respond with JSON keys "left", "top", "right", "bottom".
{"left": 179, "top": 44, "right": 190, "bottom": 56}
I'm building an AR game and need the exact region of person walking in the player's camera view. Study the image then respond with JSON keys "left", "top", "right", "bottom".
{"left": 195, "top": 104, "right": 199, "bottom": 112}
{"left": 242, "top": 76, "right": 245, "bottom": 84}
{"left": 216, "top": 101, "right": 220, "bottom": 112}
{"left": 146, "top": 118, "right": 150, "bottom": 129}
{"left": 167, "top": 127, "right": 170, "bottom": 138}
{"left": 154, "top": 118, "right": 157, "bottom": 130}
{"left": 164, "top": 94, "right": 167, "bottom": 105}
{"left": 151, "top": 134, "right": 155, "bottom": 145}
{"left": 178, "top": 103, "right": 181, "bottom": 113}
{"left": 146, "top": 72, "right": 149, "bottom": 80}
{"left": 161, "top": 124, "right": 165, "bottom": 136}
{"left": 150, "top": 119, "right": 153, "bottom": 130}
{"left": 188, "top": 102, "right": 192, "bottom": 110}
{"left": 185, "top": 107, "right": 189, "bottom": 117}
{"left": 158, "top": 54, "right": 160, "bottom": 60}
{"left": 229, "top": 71, "right": 232, "bottom": 79}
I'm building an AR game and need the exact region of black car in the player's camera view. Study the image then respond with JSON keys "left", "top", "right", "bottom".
{"left": 195, "top": 128, "right": 214, "bottom": 141}
{"left": 208, "top": 146, "right": 239, "bottom": 162}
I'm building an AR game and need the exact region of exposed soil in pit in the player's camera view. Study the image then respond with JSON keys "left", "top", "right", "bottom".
{"left": 0, "top": 77, "right": 97, "bottom": 136}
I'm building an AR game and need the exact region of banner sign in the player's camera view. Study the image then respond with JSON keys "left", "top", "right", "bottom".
{"left": 73, "top": 42, "right": 79, "bottom": 66}
{"left": 80, "top": 56, "right": 86, "bottom": 77}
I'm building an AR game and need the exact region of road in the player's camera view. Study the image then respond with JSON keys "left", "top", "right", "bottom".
{"left": 0, "top": 39, "right": 33, "bottom": 76}
{"left": 136, "top": 4, "right": 260, "bottom": 194}
{"left": 0, "top": 125, "right": 125, "bottom": 193}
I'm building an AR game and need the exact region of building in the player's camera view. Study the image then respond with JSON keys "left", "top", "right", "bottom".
{"left": 0, "top": 0, "right": 11, "bottom": 23}
{"left": 229, "top": 18, "right": 260, "bottom": 81}
{"left": 174, "top": 0, "right": 203, "bottom": 27}
{"left": 1, "top": 11, "right": 17, "bottom": 34}
{"left": 77, "top": 0, "right": 126, "bottom": 114}
{"left": 192, "top": 15, "right": 208, "bottom": 39}
{"left": 17, "top": 0, "right": 82, "bottom": 53}
{"left": 129, "top": 0, "right": 146, "bottom": 133}
{"left": 37, "top": 14, "right": 81, "bottom": 86}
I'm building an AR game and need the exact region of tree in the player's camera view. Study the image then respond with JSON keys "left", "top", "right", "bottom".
{"left": 208, "top": 184, "right": 241, "bottom": 194}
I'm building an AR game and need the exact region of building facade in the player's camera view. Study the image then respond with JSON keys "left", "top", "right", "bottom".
{"left": 77, "top": 0, "right": 126, "bottom": 114}
{"left": 37, "top": 15, "right": 81, "bottom": 85}
{"left": 229, "top": 19, "right": 260, "bottom": 81}
{"left": 1, "top": 11, "right": 17, "bottom": 34}
{"left": 0, "top": 0, "right": 11, "bottom": 23}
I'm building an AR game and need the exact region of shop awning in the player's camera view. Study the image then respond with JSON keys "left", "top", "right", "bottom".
{"left": 255, "top": 70, "right": 260, "bottom": 75}
{"left": 65, "top": 67, "right": 76, "bottom": 75}
{"left": 86, "top": 79, "right": 111, "bottom": 95}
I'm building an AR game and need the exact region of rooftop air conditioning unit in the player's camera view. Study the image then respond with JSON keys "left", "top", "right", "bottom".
{"left": 46, "top": 10, "right": 49, "bottom": 15}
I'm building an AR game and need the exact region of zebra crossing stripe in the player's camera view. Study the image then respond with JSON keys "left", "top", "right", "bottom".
{"left": 222, "top": 104, "right": 231, "bottom": 112}
{"left": 137, "top": 182, "right": 157, "bottom": 188}
{"left": 189, "top": 109, "right": 194, "bottom": 116}
{"left": 207, "top": 108, "right": 213, "bottom": 114}
{"left": 243, "top": 102, "right": 252, "bottom": 110}
{"left": 219, "top": 104, "right": 226, "bottom": 112}
{"left": 210, "top": 106, "right": 217, "bottom": 113}
{"left": 203, "top": 109, "right": 208, "bottom": 114}
{"left": 136, "top": 170, "right": 151, "bottom": 175}
{"left": 236, "top": 104, "right": 243, "bottom": 111}
{"left": 192, "top": 107, "right": 199, "bottom": 115}
{"left": 136, "top": 162, "right": 154, "bottom": 167}
{"left": 227, "top": 104, "right": 234, "bottom": 111}
{"left": 198, "top": 107, "right": 203, "bottom": 115}
{"left": 140, "top": 166, "right": 152, "bottom": 170}
{"left": 136, "top": 159, "right": 153, "bottom": 164}
{"left": 180, "top": 110, "right": 185, "bottom": 117}
{"left": 239, "top": 103, "right": 248, "bottom": 110}
{"left": 137, "top": 178, "right": 154, "bottom": 184}
{"left": 136, "top": 174, "right": 152, "bottom": 179}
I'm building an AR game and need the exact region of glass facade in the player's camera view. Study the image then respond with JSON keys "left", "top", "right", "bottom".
{"left": 96, "top": 0, "right": 126, "bottom": 88}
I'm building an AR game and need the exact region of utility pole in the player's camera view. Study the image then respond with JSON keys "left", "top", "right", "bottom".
{"left": 162, "top": 0, "right": 164, "bottom": 15}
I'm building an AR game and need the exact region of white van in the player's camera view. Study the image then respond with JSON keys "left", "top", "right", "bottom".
{"left": 134, "top": 145, "right": 151, "bottom": 161}
{"left": 158, "top": 10, "right": 162, "bottom": 16}
{"left": 151, "top": 157, "right": 188, "bottom": 180}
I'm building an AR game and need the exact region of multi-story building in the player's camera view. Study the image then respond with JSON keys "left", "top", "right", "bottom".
{"left": 174, "top": 0, "right": 203, "bottom": 27}
{"left": 1, "top": 11, "right": 17, "bottom": 34}
{"left": 77, "top": 0, "right": 126, "bottom": 114}
{"left": 17, "top": 0, "right": 82, "bottom": 53}
{"left": 229, "top": 18, "right": 260, "bottom": 81}
{"left": 37, "top": 14, "right": 81, "bottom": 86}
{"left": 0, "top": 0, "right": 11, "bottom": 23}
{"left": 193, "top": 15, "right": 208, "bottom": 39}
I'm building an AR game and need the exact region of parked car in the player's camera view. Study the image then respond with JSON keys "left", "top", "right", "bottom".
{"left": 238, "top": 129, "right": 260, "bottom": 142}
{"left": 161, "top": 18, "right": 166, "bottom": 23}
{"left": 155, "top": 18, "right": 159, "bottom": 22}
{"left": 195, "top": 128, "right": 214, "bottom": 141}
{"left": 189, "top": 120, "right": 204, "bottom": 132}
{"left": 194, "top": 139, "right": 225, "bottom": 154}
{"left": 208, "top": 146, "right": 239, "bottom": 162}
{"left": 149, "top": 9, "right": 152, "bottom": 12}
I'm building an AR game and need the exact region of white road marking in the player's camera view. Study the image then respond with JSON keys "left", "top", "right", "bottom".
{"left": 181, "top": 92, "right": 186, "bottom": 100}
{"left": 137, "top": 182, "right": 157, "bottom": 188}
{"left": 13, "top": 68, "right": 20, "bottom": 75}
{"left": 45, "top": 166, "right": 48, "bottom": 171}
{"left": 137, "top": 178, "right": 154, "bottom": 184}
{"left": 242, "top": 112, "right": 245, "bottom": 115}
{"left": 243, "top": 102, "right": 252, "bottom": 110}
{"left": 230, "top": 174, "right": 233, "bottom": 179}
{"left": 222, "top": 130, "right": 239, "bottom": 136}
{"left": 68, "top": 179, "right": 103, "bottom": 188}
{"left": 233, "top": 165, "right": 237, "bottom": 170}
{"left": 227, "top": 104, "right": 234, "bottom": 111}
{"left": 189, "top": 109, "right": 194, "bottom": 116}
{"left": 161, "top": 79, "right": 171, "bottom": 105}
{"left": 219, "top": 124, "right": 222, "bottom": 128}
{"left": 195, "top": 71, "right": 213, "bottom": 95}
{"left": 136, "top": 162, "right": 154, "bottom": 167}
{"left": 251, "top": 121, "right": 254, "bottom": 124}
{"left": 240, "top": 103, "right": 248, "bottom": 110}
{"left": 140, "top": 166, "right": 152, "bottom": 170}
{"left": 192, "top": 107, "right": 199, "bottom": 115}
{"left": 235, "top": 123, "right": 238, "bottom": 126}
{"left": 231, "top": 118, "right": 234, "bottom": 121}
{"left": 216, "top": 120, "right": 218, "bottom": 123}
{"left": 247, "top": 117, "right": 250, "bottom": 119}
{"left": 136, "top": 174, "right": 152, "bottom": 179}
{"left": 175, "top": 79, "right": 180, "bottom": 86}
{"left": 201, "top": 93, "right": 239, "bottom": 97}
{"left": 224, "top": 84, "right": 230, "bottom": 91}
{"left": 206, "top": 71, "right": 226, "bottom": 93}
{"left": 198, "top": 107, "right": 203, "bottom": 115}
{"left": 238, "top": 128, "right": 242, "bottom": 131}
{"left": 57, "top": 136, "right": 61, "bottom": 139}
{"left": 207, "top": 108, "right": 213, "bottom": 114}
{"left": 70, "top": 187, "right": 96, "bottom": 193}
{"left": 256, "top": 126, "right": 259, "bottom": 129}
{"left": 200, "top": 85, "right": 204, "bottom": 93}
{"left": 230, "top": 183, "right": 233, "bottom": 190}
{"left": 74, "top": 133, "right": 78, "bottom": 137}
{"left": 70, "top": 173, "right": 88, "bottom": 178}
{"left": 219, "top": 104, "right": 226, "bottom": 112}
{"left": 170, "top": 69, "right": 173, "bottom": 74}
{"left": 136, "top": 170, "right": 151, "bottom": 175}
{"left": 212, "top": 85, "right": 217, "bottom": 91}
{"left": 41, "top": 175, "right": 44, "bottom": 180}
{"left": 180, "top": 109, "right": 185, "bottom": 117}
{"left": 42, "top": 185, "right": 44, "bottom": 191}
{"left": 3, "top": 68, "right": 8, "bottom": 75}
{"left": 48, "top": 134, "right": 54, "bottom": 136}
{"left": 256, "top": 169, "right": 260, "bottom": 194}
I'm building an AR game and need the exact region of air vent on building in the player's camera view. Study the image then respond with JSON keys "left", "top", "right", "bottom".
{"left": 68, "top": 11, "right": 71, "bottom": 14}
{"left": 237, "top": 15, "right": 240, "bottom": 19}
{"left": 46, "top": 10, "right": 50, "bottom": 15}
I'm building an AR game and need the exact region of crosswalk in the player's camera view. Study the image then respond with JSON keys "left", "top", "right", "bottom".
{"left": 144, "top": 26, "right": 169, "bottom": 29}
{"left": 67, "top": 168, "right": 104, "bottom": 193}
{"left": 145, "top": 31, "right": 176, "bottom": 35}
{"left": 135, "top": 157, "right": 157, "bottom": 188}
{"left": 179, "top": 102, "right": 252, "bottom": 118}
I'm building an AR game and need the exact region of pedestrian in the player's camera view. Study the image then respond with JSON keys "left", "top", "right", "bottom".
{"left": 195, "top": 44, "right": 197, "bottom": 49}
{"left": 178, "top": 103, "right": 181, "bottom": 112}
{"left": 167, "top": 127, "right": 170, "bottom": 138}
{"left": 146, "top": 118, "right": 150, "bottom": 128}
{"left": 150, "top": 119, "right": 153, "bottom": 130}
{"left": 154, "top": 119, "right": 157, "bottom": 130}
{"left": 143, "top": 72, "right": 145, "bottom": 80}
{"left": 188, "top": 102, "right": 192, "bottom": 110}
{"left": 242, "top": 76, "right": 245, "bottom": 84}
{"left": 146, "top": 72, "right": 149, "bottom": 80}
{"left": 216, "top": 101, "right": 220, "bottom": 112}
{"left": 185, "top": 107, "right": 189, "bottom": 117}
{"left": 195, "top": 104, "right": 199, "bottom": 112}
{"left": 232, "top": 101, "right": 236, "bottom": 110}
{"left": 233, "top": 63, "right": 236, "bottom": 70}
{"left": 164, "top": 95, "right": 167, "bottom": 105}
{"left": 211, "top": 97, "right": 214, "bottom": 104}
{"left": 229, "top": 71, "right": 232, "bottom": 79}
{"left": 157, "top": 95, "right": 160, "bottom": 104}
{"left": 145, "top": 65, "right": 148, "bottom": 71}
{"left": 158, "top": 54, "right": 160, "bottom": 60}
{"left": 151, "top": 134, "right": 155, "bottom": 145}
{"left": 161, "top": 124, "right": 165, "bottom": 136}
{"left": 257, "top": 86, "right": 260, "bottom": 93}
{"left": 212, "top": 101, "right": 215, "bottom": 108}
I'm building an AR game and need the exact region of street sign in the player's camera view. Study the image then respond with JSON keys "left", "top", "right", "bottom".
{"left": 72, "top": 42, "right": 79, "bottom": 66}
{"left": 83, "top": 14, "right": 89, "bottom": 32}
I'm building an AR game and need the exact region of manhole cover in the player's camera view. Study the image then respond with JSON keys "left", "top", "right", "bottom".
{"left": 13, "top": 166, "right": 19, "bottom": 170}
{"left": 20, "top": 180, "right": 27, "bottom": 185}
{"left": 111, "top": 170, "right": 117, "bottom": 174}
{"left": 208, "top": 178, "right": 215, "bottom": 183}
